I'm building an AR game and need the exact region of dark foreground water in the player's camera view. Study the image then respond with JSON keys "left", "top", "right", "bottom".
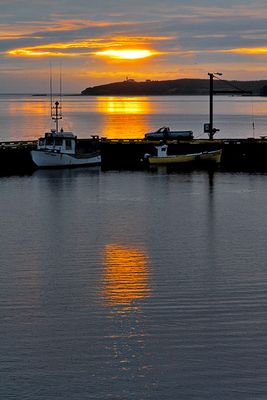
{"left": 1, "top": 168, "right": 267, "bottom": 399}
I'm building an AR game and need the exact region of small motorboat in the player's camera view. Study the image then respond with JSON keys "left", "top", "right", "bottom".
{"left": 144, "top": 144, "right": 222, "bottom": 165}
{"left": 31, "top": 101, "right": 101, "bottom": 168}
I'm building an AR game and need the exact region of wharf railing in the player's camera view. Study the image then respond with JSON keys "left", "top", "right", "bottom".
{"left": 0, "top": 140, "right": 37, "bottom": 149}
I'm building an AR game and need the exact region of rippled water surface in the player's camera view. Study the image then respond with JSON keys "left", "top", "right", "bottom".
{"left": 1, "top": 95, "right": 267, "bottom": 399}
{"left": 1, "top": 168, "right": 267, "bottom": 399}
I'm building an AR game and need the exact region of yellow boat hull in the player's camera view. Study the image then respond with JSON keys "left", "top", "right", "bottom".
{"left": 199, "top": 149, "right": 222, "bottom": 164}
{"left": 148, "top": 154, "right": 197, "bottom": 165}
{"left": 148, "top": 149, "right": 222, "bottom": 165}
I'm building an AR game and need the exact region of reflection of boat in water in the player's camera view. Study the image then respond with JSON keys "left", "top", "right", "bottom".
{"left": 144, "top": 144, "right": 222, "bottom": 165}
{"left": 145, "top": 126, "right": 193, "bottom": 140}
{"left": 31, "top": 101, "right": 101, "bottom": 168}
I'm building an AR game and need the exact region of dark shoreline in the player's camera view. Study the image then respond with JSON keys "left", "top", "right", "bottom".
{"left": 81, "top": 78, "right": 267, "bottom": 96}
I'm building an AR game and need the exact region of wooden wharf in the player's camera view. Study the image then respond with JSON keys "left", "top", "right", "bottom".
{"left": 1, "top": 137, "right": 267, "bottom": 175}
{"left": 100, "top": 137, "right": 267, "bottom": 170}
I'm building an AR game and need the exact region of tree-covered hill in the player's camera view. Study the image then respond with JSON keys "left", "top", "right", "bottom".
{"left": 81, "top": 78, "right": 267, "bottom": 96}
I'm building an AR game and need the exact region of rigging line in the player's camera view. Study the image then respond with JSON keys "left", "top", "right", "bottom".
{"left": 195, "top": 132, "right": 206, "bottom": 139}
{"left": 213, "top": 75, "right": 252, "bottom": 94}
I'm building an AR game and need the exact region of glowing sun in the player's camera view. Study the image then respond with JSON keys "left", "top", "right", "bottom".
{"left": 96, "top": 49, "right": 156, "bottom": 60}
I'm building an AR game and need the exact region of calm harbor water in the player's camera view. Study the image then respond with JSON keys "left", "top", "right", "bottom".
{"left": 1, "top": 96, "right": 267, "bottom": 399}
{"left": 1, "top": 94, "right": 267, "bottom": 140}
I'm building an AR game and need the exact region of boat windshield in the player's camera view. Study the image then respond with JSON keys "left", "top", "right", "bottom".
{"left": 65, "top": 139, "right": 73, "bottom": 150}
{"left": 45, "top": 136, "right": 54, "bottom": 145}
{"left": 55, "top": 137, "right": 63, "bottom": 146}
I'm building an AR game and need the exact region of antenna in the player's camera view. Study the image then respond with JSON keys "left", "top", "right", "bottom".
{"left": 49, "top": 62, "right": 53, "bottom": 118}
{"left": 52, "top": 101, "right": 62, "bottom": 132}
{"left": 49, "top": 63, "right": 63, "bottom": 132}
{"left": 59, "top": 63, "right": 63, "bottom": 127}
{"left": 60, "top": 63, "right": 62, "bottom": 107}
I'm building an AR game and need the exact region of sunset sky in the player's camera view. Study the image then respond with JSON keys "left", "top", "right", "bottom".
{"left": 1, "top": 0, "right": 267, "bottom": 93}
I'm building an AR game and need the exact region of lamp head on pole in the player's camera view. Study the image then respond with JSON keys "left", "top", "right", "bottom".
{"left": 208, "top": 72, "right": 223, "bottom": 77}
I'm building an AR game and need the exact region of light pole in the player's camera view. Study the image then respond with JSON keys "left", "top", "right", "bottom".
{"left": 207, "top": 72, "right": 222, "bottom": 140}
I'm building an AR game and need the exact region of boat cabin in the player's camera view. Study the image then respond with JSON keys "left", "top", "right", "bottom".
{"left": 37, "top": 130, "right": 77, "bottom": 154}
{"left": 155, "top": 144, "right": 168, "bottom": 157}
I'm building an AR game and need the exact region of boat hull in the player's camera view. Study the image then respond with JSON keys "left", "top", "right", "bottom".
{"left": 31, "top": 150, "right": 101, "bottom": 168}
{"left": 148, "top": 154, "right": 197, "bottom": 165}
{"left": 148, "top": 149, "right": 222, "bottom": 165}
{"left": 199, "top": 149, "right": 222, "bottom": 164}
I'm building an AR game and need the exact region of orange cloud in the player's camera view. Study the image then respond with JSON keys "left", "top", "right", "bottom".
{"left": 7, "top": 41, "right": 104, "bottom": 57}
{"left": 8, "top": 49, "right": 76, "bottom": 57}
{"left": 9, "top": 39, "right": 267, "bottom": 62}
{"left": 6, "top": 37, "right": 167, "bottom": 59}
{"left": 224, "top": 47, "right": 267, "bottom": 55}
{"left": 109, "top": 35, "right": 176, "bottom": 43}
{"left": 0, "top": 19, "right": 137, "bottom": 36}
{"left": 86, "top": 70, "right": 182, "bottom": 81}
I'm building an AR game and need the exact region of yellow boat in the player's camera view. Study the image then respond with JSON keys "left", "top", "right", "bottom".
{"left": 199, "top": 149, "right": 222, "bottom": 164}
{"left": 145, "top": 144, "right": 222, "bottom": 165}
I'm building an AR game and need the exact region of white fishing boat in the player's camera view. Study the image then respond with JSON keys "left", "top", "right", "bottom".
{"left": 31, "top": 101, "right": 101, "bottom": 168}
{"left": 144, "top": 144, "right": 222, "bottom": 165}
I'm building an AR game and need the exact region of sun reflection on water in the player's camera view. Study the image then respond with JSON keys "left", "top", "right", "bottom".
{"left": 101, "top": 244, "right": 151, "bottom": 313}
{"left": 96, "top": 97, "right": 152, "bottom": 138}
{"left": 96, "top": 97, "right": 151, "bottom": 114}
{"left": 7, "top": 100, "right": 49, "bottom": 116}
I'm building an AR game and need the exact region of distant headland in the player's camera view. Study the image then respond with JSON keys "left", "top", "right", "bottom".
{"left": 81, "top": 78, "right": 267, "bottom": 96}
